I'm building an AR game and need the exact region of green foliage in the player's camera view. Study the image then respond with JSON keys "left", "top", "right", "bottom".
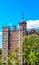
{"left": 0, "top": 48, "right": 2, "bottom": 65}
{"left": 0, "top": 60, "right": 2, "bottom": 65}
{"left": 7, "top": 50, "right": 19, "bottom": 65}
{"left": 0, "top": 48, "right": 2, "bottom": 60}
{"left": 0, "top": 48, "right": 2, "bottom": 55}
{"left": 22, "top": 34, "right": 39, "bottom": 65}
{"left": 7, "top": 57, "right": 10, "bottom": 64}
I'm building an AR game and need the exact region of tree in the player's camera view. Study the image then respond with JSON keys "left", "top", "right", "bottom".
{"left": 7, "top": 57, "right": 11, "bottom": 65}
{"left": 7, "top": 49, "right": 19, "bottom": 65}
{"left": 6, "top": 51, "right": 16, "bottom": 65}
{"left": 0, "top": 48, "right": 2, "bottom": 60}
{"left": 22, "top": 34, "right": 39, "bottom": 65}
{"left": 0, "top": 60, "right": 2, "bottom": 65}
{"left": 0, "top": 48, "right": 2, "bottom": 65}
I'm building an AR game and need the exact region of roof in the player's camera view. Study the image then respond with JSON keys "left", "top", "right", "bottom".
{"left": 19, "top": 20, "right": 26, "bottom": 24}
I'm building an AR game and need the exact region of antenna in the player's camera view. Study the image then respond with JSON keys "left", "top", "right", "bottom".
{"left": 22, "top": 12, "right": 24, "bottom": 20}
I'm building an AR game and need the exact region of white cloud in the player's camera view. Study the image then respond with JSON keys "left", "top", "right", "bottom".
{"left": 0, "top": 32, "right": 2, "bottom": 35}
{"left": 27, "top": 20, "right": 39, "bottom": 29}
{"left": 17, "top": 20, "right": 39, "bottom": 29}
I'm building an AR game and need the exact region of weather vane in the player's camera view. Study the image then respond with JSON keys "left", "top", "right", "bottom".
{"left": 22, "top": 12, "right": 24, "bottom": 20}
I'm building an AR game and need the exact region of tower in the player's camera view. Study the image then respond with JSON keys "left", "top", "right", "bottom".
{"left": 19, "top": 13, "right": 27, "bottom": 65}
{"left": 2, "top": 27, "right": 10, "bottom": 64}
{"left": 19, "top": 13, "right": 27, "bottom": 36}
{"left": 2, "top": 13, "right": 27, "bottom": 65}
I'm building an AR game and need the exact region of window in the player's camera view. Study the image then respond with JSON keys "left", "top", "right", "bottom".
{"left": 3, "top": 51, "right": 7, "bottom": 56}
{"left": 3, "top": 46, "right": 6, "bottom": 49}
{"left": 3, "top": 53, "right": 6, "bottom": 55}
{"left": 10, "top": 41, "right": 12, "bottom": 44}
{"left": 3, "top": 32, "right": 7, "bottom": 40}
{"left": 16, "top": 40, "right": 19, "bottom": 44}
{"left": 10, "top": 32, "right": 12, "bottom": 34}
{"left": 4, "top": 32, "right": 7, "bottom": 34}
{"left": 16, "top": 36, "right": 19, "bottom": 39}
{"left": 16, "top": 31, "right": 19, "bottom": 39}
{"left": 3, "top": 39, "right": 6, "bottom": 44}
{"left": 22, "top": 30, "right": 25, "bottom": 36}
{"left": 16, "top": 31, "right": 18, "bottom": 34}
{"left": 3, "top": 51, "right": 6, "bottom": 54}
{"left": 10, "top": 36, "right": 13, "bottom": 40}
{"left": 3, "top": 38, "right": 7, "bottom": 41}
{"left": 4, "top": 57, "right": 6, "bottom": 60}
{"left": 10, "top": 46, "right": 12, "bottom": 48}
{"left": 3, "top": 35, "right": 7, "bottom": 39}
{"left": 10, "top": 46, "right": 12, "bottom": 50}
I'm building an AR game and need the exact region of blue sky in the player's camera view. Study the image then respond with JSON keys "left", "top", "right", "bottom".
{"left": 0, "top": 0, "right": 39, "bottom": 48}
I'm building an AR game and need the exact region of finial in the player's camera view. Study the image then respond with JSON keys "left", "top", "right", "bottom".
{"left": 22, "top": 12, "right": 24, "bottom": 20}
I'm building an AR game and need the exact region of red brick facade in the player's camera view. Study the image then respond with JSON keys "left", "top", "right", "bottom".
{"left": 2, "top": 20, "right": 39, "bottom": 65}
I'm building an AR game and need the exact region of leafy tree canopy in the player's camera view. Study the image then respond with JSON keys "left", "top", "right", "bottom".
{"left": 22, "top": 34, "right": 39, "bottom": 65}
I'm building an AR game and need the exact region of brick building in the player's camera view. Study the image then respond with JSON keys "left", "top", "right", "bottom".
{"left": 2, "top": 19, "right": 39, "bottom": 65}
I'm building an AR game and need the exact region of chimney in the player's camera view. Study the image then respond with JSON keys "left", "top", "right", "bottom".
{"left": 13, "top": 26, "right": 16, "bottom": 31}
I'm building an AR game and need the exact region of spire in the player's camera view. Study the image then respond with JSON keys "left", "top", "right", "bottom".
{"left": 22, "top": 12, "right": 24, "bottom": 20}
{"left": 19, "top": 12, "right": 26, "bottom": 24}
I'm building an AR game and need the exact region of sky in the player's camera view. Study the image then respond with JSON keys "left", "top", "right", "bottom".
{"left": 0, "top": 0, "right": 39, "bottom": 48}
